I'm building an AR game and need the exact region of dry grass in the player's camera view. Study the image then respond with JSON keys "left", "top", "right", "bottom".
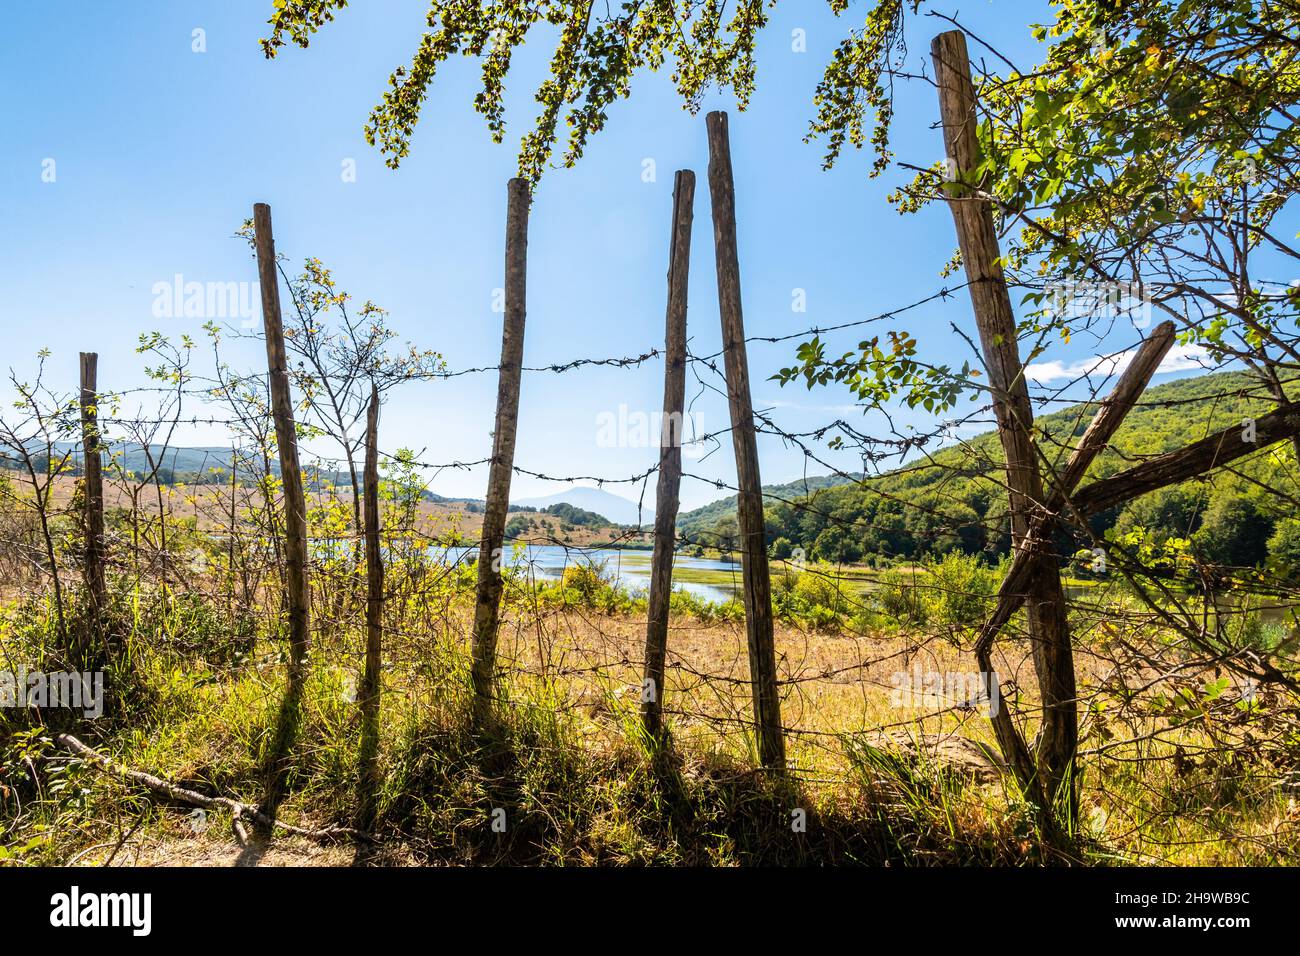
{"left": 3, "top": 566, "right": 1297, "bottom": 866}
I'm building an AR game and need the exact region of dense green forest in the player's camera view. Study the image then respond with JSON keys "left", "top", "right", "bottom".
{"left": 681, "top": 370, "right": 1300, "bottom": 574}
{"left": 677, "top": 473, "right": 857, "bottom": 538}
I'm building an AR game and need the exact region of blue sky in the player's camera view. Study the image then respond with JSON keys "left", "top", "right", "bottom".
{"left": 2, "top": 0, "right": 1196, "bottom": 510}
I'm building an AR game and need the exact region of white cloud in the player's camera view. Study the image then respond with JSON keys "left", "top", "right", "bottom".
{"left": 1025, "top": 343, "right": 1208, "bottom": 385}
{"left": 1156, "top": 343, "right": 1212, "bottom": 373}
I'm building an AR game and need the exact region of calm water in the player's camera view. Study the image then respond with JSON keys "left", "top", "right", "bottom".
{"left": 430, "top": 549, "right": 1300, "bottom": 625}
{"left": 436, "top": 545, "right": 742, "bottom": 603}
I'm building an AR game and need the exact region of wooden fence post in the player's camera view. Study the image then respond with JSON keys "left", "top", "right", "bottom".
{"left": 641, "top": 169, "right": 695, "bottom": 742}
{"left": 357, "top": 384, "right": 383, "bottom": 829}
{"left": 705, "top": 112, "right": 786, "bottom": 772}
{"left": 470, "top": 178, "right": 531, "bottom": 718}
{"left": 253, "top": 201, "right": 312, "bottom": 824}
{"left": 932, "top": 30, "right": 1077, "bottom": 819}
{"left": 228, "top": 446, "right": 239, "bottom": 619}
{"left": 79, "top": 352, "right": 107, "bottom": 662}
{"left": 254, "top": 202, "right": 311, "bottom": 676}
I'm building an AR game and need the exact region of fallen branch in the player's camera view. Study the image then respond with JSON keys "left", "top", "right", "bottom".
{"left": 1072, "top": 403, "right": 1300, "bottom": 516}
{"left": 976, "top": 398, "right": 1300, "bottom": 660}
{"left": 54, "top": 733, "right": 373, "bottom": 845}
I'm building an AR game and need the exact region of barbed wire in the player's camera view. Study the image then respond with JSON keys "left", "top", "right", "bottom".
{"left": 3, "top": 280, "right": 1299, "bottom": 863}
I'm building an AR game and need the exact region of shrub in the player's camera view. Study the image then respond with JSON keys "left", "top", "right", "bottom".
{"left": 874, "top": 553, "right": 1001, "bottom": 629}
{"left": 560, "top": 563, "right": 605, "bottom": 600}
{"left": 876, "top": 566, "right": 929, "bottom": 626}
{"left": 925, "top": 552, "right": 1001, "bottom": 626}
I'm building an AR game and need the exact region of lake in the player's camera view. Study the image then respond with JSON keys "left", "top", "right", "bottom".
{"left": 431, "top": 548, "right": 1300, "bottom": 627}
{"left": 436, "top": 545, "right": 745, "bottom": 603}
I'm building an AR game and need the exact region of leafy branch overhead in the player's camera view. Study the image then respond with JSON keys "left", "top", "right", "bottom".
{"left": 797, "top": 0, "right": 1300, "bottom": 416}
{"left": 261, "top": 0, "right": 910, "bottom": 185}
{"left": 260, "top": 0, "right": 1299, "bottom": 422}
{"left": 892, "top": 0, "right": 1300, "bottom": 364}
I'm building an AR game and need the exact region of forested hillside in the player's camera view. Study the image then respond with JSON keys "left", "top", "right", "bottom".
{"left": 682, "top": 371, "right": 1300, "bottom": 571}
{"left": 678, "top": 472, "right": 857, "bottom": 539}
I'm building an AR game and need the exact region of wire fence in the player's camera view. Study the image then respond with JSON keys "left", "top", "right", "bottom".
{"left": 3, "top": 124, "right": 1299, "bottom": 859}
{"left": 2, "top": 286, "right": 1297, "bottom": 857}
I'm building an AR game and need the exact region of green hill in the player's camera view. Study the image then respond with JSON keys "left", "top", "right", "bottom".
{"left": 679, "top": 370, "right": 1300, "bottom": 571}
{"left": 678, "top": 473, "right": 858, "bottom": 539}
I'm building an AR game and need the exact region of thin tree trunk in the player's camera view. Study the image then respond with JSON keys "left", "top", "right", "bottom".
{"left": 228, "top": 447, "right": 238, "bottom": 619}
{"left": 357, "top": 385, "right": 383, "bottom": 830}
{"left": 470, "top": 178, "right": 531, "bottom": 720}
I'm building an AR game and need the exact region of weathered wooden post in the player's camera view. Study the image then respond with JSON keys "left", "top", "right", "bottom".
{"left": 254, "top": 202, "right": 312, "bottom": 678}
{"left": 253, "top": 201, "right": 312, "bottom": 825}
{"left": 932, "top": 30, "right": 1076, "bottom": 818}
{"left": 470, "top": 178, "right": 531, "bottom": 719}
{"left": 79, "top": 352, "right": 107, "bottom": 662}
{"left": 640, "top": 169, "right": 695, "bottom": 742}
{"left": 228, "top": 446, "right": 239, "bottom": 619}
{"left": 357, "top": 384, "right": 383, "bottom": 829}
{"left": 705, "top": 111, "right": 786, "bottom": 772}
